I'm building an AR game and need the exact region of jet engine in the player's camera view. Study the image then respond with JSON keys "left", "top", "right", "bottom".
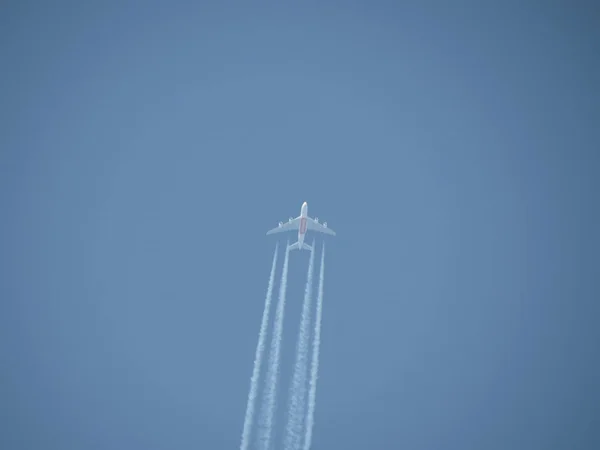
{"left": 314, "top": 217, "right": 319, "bottom": 223}
{"left": 289, "top": 217, "right": 293, "bottom": 222}
{"left": 278, "top": 222, "right": 283, "bottom": 227}
{"left": 323, "top": 222, "right": 328, "bottom": 228}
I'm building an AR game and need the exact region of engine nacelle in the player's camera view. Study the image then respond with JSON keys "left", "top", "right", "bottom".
{"left": 289, "top": 217, "right": 293, "bottom": 222}
{"left": 314, "top": 217, "right": 319, "bottom": 223}
{"left": 278, "top": 222, "right": 283, "bottom": 227}
{"left": 323, "top": 222, "right": 328, "bottom": 228}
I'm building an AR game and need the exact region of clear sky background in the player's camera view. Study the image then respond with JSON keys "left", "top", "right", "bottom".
{"left": 1, "top": 2, "right": 599, "bottom": 449}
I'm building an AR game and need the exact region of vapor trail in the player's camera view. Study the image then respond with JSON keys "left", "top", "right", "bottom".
{"left": 258, "top": 242, "right": 291, "bottom": 450}
{"left": 239, "top": 243, "right": 279, "bottom": 450}
{"left": 303, "top": 243, "right": 325, "bottom": 450}
{"left": 284, "top": 244, "right": 316, "bottom": 450}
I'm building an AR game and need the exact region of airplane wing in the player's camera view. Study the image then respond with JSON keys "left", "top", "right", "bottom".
{"left": 306, "top": 217, "right": 336, "bottom": 236}
{"left": 266, "top": 217, "right": 301, "bottom": 235}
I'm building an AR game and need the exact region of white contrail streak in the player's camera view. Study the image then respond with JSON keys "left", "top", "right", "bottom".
{"left": 239, "top": 244, "right": 279, "bottom": 450}
{"left": 303, "top": 243, "right": 325, "bottom": 450}
{"left": 258, "top": 242, "right": 291, "bottom": 450}
{"left": 284, "top": 244, "right": 316, "bottom": 450}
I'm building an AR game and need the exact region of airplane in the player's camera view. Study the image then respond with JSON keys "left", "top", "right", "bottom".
{"left": 266, "top": 201, "right": 336, "bottom": 251}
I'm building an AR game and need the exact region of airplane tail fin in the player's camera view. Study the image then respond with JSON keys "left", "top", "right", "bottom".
{"left": 287, "top": 241, "right": 313, "bottom": 251}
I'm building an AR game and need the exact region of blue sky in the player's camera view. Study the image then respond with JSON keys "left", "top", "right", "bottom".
{"left": 1, "top": 2, "right": 599, "bottom": 449}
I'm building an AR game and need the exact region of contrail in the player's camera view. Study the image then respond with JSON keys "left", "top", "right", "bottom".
{"left": 303, "top": 243, "right": 325, "bottom": 450}
{"left": 284, "top": 243, "right": 316, "bottom": 450}
{"left": 239, "top": 243, "right": 279, "bottom": 450}
{"left": 258, "top": 241, "right": 291, "bottom": 450}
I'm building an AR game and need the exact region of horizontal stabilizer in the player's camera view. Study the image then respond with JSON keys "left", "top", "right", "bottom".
{"left": 287, "top": 241, "right": 312, "bottom": 251}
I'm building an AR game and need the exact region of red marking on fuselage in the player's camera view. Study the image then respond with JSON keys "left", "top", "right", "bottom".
{"left": 299, "top": 218, "right": 307, "bottom": 234}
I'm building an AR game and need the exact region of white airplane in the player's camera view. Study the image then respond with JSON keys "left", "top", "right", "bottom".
{"left": 267, "top": 201, "right": 336, "bottom": 251}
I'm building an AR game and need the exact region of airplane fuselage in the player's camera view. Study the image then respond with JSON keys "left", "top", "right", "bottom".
{"left": 297, "top": 201, "right": 308, "bottom": 248}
